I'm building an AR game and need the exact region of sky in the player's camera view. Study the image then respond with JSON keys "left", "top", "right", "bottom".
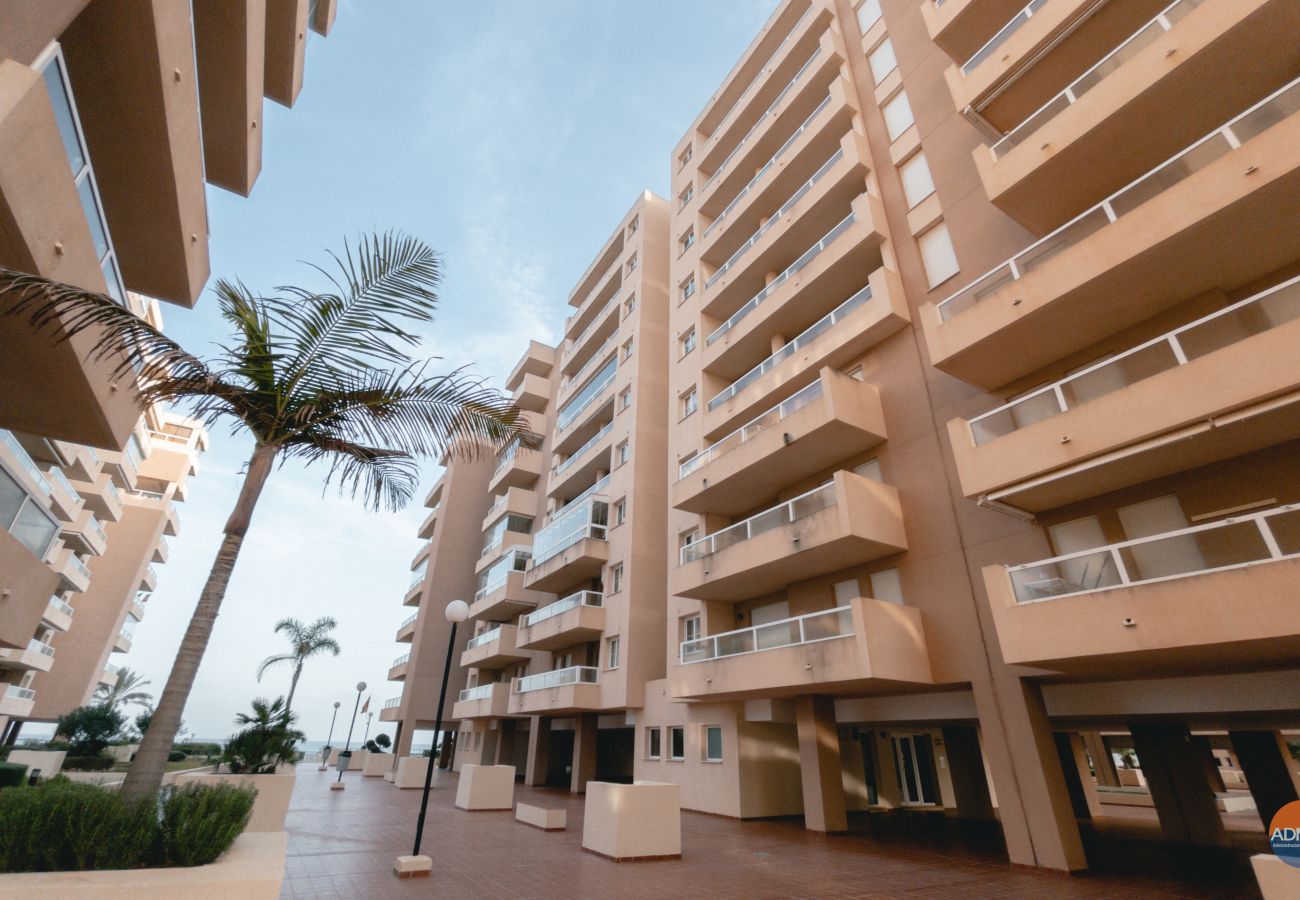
{"left": 55, "top": 0, "right": 781, "bottom": 744}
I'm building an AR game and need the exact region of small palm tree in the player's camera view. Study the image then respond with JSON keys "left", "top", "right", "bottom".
{"left": 1, "top": 233, "right": 533, "bottom": 800}
{"left": 257, "top": 616, "right": 341, "bottom": 714}
{"left": 93, "top": 666, "right": 153, "bottom": 712}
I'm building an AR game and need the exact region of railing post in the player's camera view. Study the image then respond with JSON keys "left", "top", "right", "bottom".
{"left": 1110, "top": 547, "right": 1132, "bottom": 585}
{"left": 1257, "top": 516, "right": 1284, "bottom": 559}
{"left": 1167, "top": 334, "right": 1189, "bottom": 365}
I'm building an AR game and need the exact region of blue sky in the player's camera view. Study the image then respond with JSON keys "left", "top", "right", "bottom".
{"left": 77, "top": 0, "right": 779, "bottom": 743}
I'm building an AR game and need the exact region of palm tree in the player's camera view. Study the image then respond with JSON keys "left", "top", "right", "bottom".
{"left": 0, "top": 233, "right": 533, "bottom": 800}
{"left": 93, "top": 666, "right": 153, "bottom": 712}
{"left": 257, "top": 616, "right": 341, "bottom": 714}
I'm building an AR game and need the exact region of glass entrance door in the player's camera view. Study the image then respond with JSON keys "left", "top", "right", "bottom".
{"left": 893, "top": 734, "right": 936, "bottom": 806}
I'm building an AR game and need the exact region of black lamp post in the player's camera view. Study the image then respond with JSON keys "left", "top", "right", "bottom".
{"left": 318, "top": 700, "right": 341, "bottom": 771}
{"left": 333, "top": 681, "right": 366, "bottom": 788}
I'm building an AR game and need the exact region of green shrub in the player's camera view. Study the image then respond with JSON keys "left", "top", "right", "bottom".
{"left": 56, "top": 705, "right": 125, "bottom": 757}
{"left": 62, "top": 755, "right": 113, "bottom": 772}
{"left": 0, "top": 763, "right": 27, "bottom": 788}
{"left": 174, "top": 742, "right": 221, "bottom": 757}
{"left": 167, "top": 750, "right": 188, "bottom": 763}
{"left": 222, "top": 697, "right": 303, "bottom": 774}
{"left": 156, "top": 783, "right": 254, "bottom": 867}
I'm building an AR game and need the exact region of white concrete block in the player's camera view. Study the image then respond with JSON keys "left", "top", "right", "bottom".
{"left": 582, "top": 781, "right": 681, "bottom": 860}
{"left": 515, "top": 802, "right": 566, "bottom": 831}
{"left": 454, "top": 764, "right": 515, "bottom": 811}
{"left": 394, "top": 756, "right": 431, "bottom": 789}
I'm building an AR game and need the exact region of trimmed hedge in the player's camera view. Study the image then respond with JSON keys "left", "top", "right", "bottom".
{"left": 0, "top": 763, "right": 27, "bottom": 789}
{"left": 63, "top": 755, "right": 113, "bottom": 772}
{"left": 168, "top": 750, "right": 188, "bottom": 762}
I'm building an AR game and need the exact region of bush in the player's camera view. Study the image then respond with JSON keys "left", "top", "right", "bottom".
{"left": 0, "top": 779, "right": 253, "bottom": 872}
{"left": 175, "top": 742, "right": 221, "bottom": 757}
{"left": 62, "top": 756, "right": 113, "bottom": 772}
{"left": 222, "top": 697, "right": 303, "bottom": 775}
{"left": 56, "top": 705, "right": 125, "bottom": 757}
{"left": 167, "top": 750, "right": 188, "bottom": 763}
{"left": 0, "top": 763, "right": 27, "bottom": 788}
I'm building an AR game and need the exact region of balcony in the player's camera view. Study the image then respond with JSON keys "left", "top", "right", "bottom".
{"left": 100, "top": 446, "right": 140, "bottom": 493}
{"left": 41, "top": 466, "right": 83, "bottom": 523}
{"left": 517, "top": 591, "right": 605, "bottom": 652}
{"left": 701, "top": 266, "right": 907, "bottom": 442}
{"left": 984, "top": 503, "right": 1300, "bottom": 675}
{"left": 489, "top": 441, "right": 543, "bottom": 492}
{"left": 151, "top": 535, "right": 169, "bottom": 564}
{"left": 60, "top": 508, "right": 108, "bottom": 557}
{"left": 0, "top": 685, "right": 35, "bottom": 719}
{"left": 672, "top": 598, "right": 932, "bottom": 701}
{"left": 565, "top": 267, "right": 622, "bottom": 349}
{"left": 677, "top": 370, "right": 886, "bottom": 516}
{"left": 470, "top": 547, "right": 544, "bottom": 622}
{"left": 508, "top": 666, "right": 601, "bottom": 716}
{"left": 923, "top": 0, "right": 1035, "bottom": 63}
{"left": 98, "top": 663, "right": 119, "bottom": 686}
{"left": 380, "top": 696, "right": 401, "bottom": 722}
{"left": 388, "top": 653, "right": 409, "bottom": 682}
{"left": 76, "top": 474, "right": 125, "bottom": 523}
{"left": 481, "top": 488, "right": 537, "bottom": 531}
{"left": 512, "top": 372, "right": 550, "bottom": 413}
{"left": 140, "top": 563, "right": 158, "bottom": 593}
{"left": 979, "top": 0, "right": 1300, "bottom": 233}
{"left": 452, "top": 681, "right": 511, "bottom": 721}
{"left": 41, "top": 596, "right": 75, "bottom": 632}
{"left": 673, "top": 471, "right": 905, "bottom": 602}
{"left": 460, "top": 624, "right": 529, "bottom": 670}
{"left": 396, "top": 611, "right": 418, "bottom": 643}
{"left": 950, "top": 276, "right": 1300, "bottom": 512}
{"left": 549, "top": 422, "right": 612, "bottom": 501}
{"left": 923, "top": 78, "right": 1300, "bottom": 390}
{"left": 506, "top": 341, "right": 556, "bottom": 393}
{"left": 555, "top": 357, "right": 617, "bottom": 436}
{"left": 405, "top": 559, "right": 428, "bottom": 603}
{"left": 114, "top": 629, "right": 132, "bottom": 654}
{"left": 52, "top": 548, "right": 92, "bottom": 594}
{"left": 410, "top": 539, "right": 432, "bottom": 571}
{"left": 0, "top": 639, "right": 56, "bottom": 673}
{"left": 524, "top": 493, "right": 609, "bottom": 594}
{"left": 418, "top": 505, "right": 439, "bottom": 540}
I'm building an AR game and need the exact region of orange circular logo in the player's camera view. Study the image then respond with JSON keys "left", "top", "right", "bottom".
{"left": 1270, "top": 799, "right": 1300, "bottom": 868}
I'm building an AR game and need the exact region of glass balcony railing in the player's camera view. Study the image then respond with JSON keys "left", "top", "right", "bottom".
{"left": 408, "top": 561, "right": 428, "bottom": 589}
{"left": 707, "top": 281, "right": 872, "bottom": 413}
{"left": 458, "top": 683, "right": 496, "bottom": 703}
{"left": 481, "top": 514, "right": 533, "bottom": 558}
{"left": 961, "top": 0, "right": 1050, "bottom": 74}
{"left": 683, "top": 379, "right": 825, "bottom": 480}
{"left": 566, "top": 261, "right": 620, "bottom": 334}
{"left": 682, "top": 481, "right": 836, "bottom": 564}
{"left": 391, "top": 652, "right": 409, "bottom": 668}
{"left": 515, "top": 665, "right": 598, "bottom": 694}
{"left": 145, "top": 563, "right": 158, "bottom": 584}
{"left": 104, "top": 480, "right": 123, "bottom": 505}
{"left": 938, "top": 78, "right": 1300, "bottom": 322}
{"left": 5, "top": 685, "right": 36, "bottom": 702}
{"left": 1009, "top": 503, "right": 1300, "bottom": 603}
{"left": 991, "top": 0, "right": 1207, "bottom": 159}
{"left": 493, "top": 441, "right": 527, "bottom": 475}
{"left": 707, "top": 212, "right": 857, "bottom": 345}
{"left": 466, "top": 626, "right": 502, "bottom": 651}
{"left": 383, "top": 696, "right": 400, "bottom": 709}
{"left": 475, "top": 547, "right": 531, "bottom": 600}
{"left": 566, "top": 298, "right": 618, "bottom": 363}
{"left": 967, "top": 275, "right": 1300, "bottom": 445}
{"left": 556, "top": 357, "right": 617, "bottom": 432}
{"left": 521, "top": 590, "right": 604, "bottom": 628}
{"left": 680, "top": 605, "right": 852, "bottom": 664}
{"left": 562, "top": 333, "right": 617, "bottom": 395}
{"left": 87, "top": 514, "right": 107, "bottom": 544}
{"left": 45, "top": 466, "right": 77, "bottom": 501}
{"left": 131, "top": 487, "right": 166, "bottom": 501}
{"left": 531, "top": 495, "right": 609, "bottom": 567}
{"left": 104, "top": 663, "right": 120, "bottom": 677}
{"left": 68, "top": 554, "right": 90, "bottom": 581}
{"left": 399, "top": 612, "right": 418, "bottom": 629}
{"left": 554, "top": 423, "right": 612, "bottom": 478}
{"left": 48, "top": 595, "right": 75, "bottom": 618}
{"left": 0, "top": 431, "right": 52, "bottom": 497}
{"left": 29, "top": 639, "right": 55, "bottom": 658}
{"left": 705, "top": 148, "right": 845, "bottom": 290}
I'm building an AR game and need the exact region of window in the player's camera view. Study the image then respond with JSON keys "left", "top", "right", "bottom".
{"left": 679, "top": 529, "right": 697, "bottom": 550}
{"left": 609, "top": 563, "right": 624, "bottom": 594}
{"left": 854, "top": 458, "right": 882, "bottom": 482}
{"left": 614, "top": 497, "right": 627, "bottom": 525}
{"left": 646, "top": 727, "right": 662, "bottom": 759}
{"left": 669, "top": 726, "right": 685, "bottom": 760}
{"left": 627, "top": 216, "right": 639, "bottom": 236}
{"left": 678, "top": 184, "right": 694, "bottom": 209}
{"left": 626, "top": 253, "right": 637, "bottom": 274}
{"left": 683, "top": 615, "right": 701, "bottom": 643}
{"left": 703, "top": 726, "right": 723, "bottom": 762}
{"left": 623, "top": 338, "right": 634, "bottom": 360}
{"left": 833, "top": 579, "right": 858, "bottom": 608}
{"left": 616, "top": 440, "right": 630, "bottom": 466}
{"left": 855, "top": 0, "right": 882, "bottom": 31}
{"left": 868, "top": 38, "right": 897, "bottom": 83}
{"left": 679, "top": 228, "right": 696, "bottom": 255}
{"left": 619, "top": 387, "right": 632, "bottom": 411}
{"left": 0, "top": 466, "right": 59, "bottom": 560}
{"left": 918, "top": 222, "right": 959, "bottom": 288}
{"left": 870, "top": 568, "right": 904, "bottom": 605}
{"left": 678, "top": 144, "right": 693, "bottom": 169}
{"left": 606, "top": 636, "right": 621, "bottom": 669}
{"left": 679, "top": 327, "right": 697, "bottom": 358}
{"left": 900, "top": 152, "right": 935, "bottom": 208}
{"left": 883, "top": 91, "right": 914, "bottom": 142}
{"left": 625, "top": 295, "right": 637, "bottom": 317}
{"left": 680, "top": 387, "right": 698, "bottom": 419}
{"left": 680, "top": 274, "right": 696, "bottom": 302}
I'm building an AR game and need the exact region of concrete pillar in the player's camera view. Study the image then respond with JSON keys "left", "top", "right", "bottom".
{"left": 1229, "top": 730, "right": 1300, "bottom": 829}
{"left": 1129, "top": 723, "right": 1226, "bottom": 846}
{"left": 1053, "top": 733, "right": 1101, "bottom": 819}
{"left": 390, "top": 722, "right": 406, "bottom": 771}
{"left": 438, "top": 731, "right": 455, "bottom": 769}
{"left": 872, "top": 731, "right": 902, "bottom": 808}
{"left": 795, "top": 696, "right": 847, "bottom": 833}
{"left": 1082, "top": 732, "right": 1119, "bottom": 787}
{"left": 1193, "top": 735, "right": 1226, "bottom": 793}
{"left": 972, "top": 677, "right": 1088, "bottom": 872}
{"left": 941, "top": 726, "right": 995, "bottom": 820}
{"left": 525, "top": 716, "right": 551, "bottom": 786}
{"left": 480, "top": 726, "right": 499, "bottom": 766}
{"left": 496, "top": 720, "right": 518, "bottom": 768}
{"left": 571, "top": 713, "right": 598, "bottom": 794}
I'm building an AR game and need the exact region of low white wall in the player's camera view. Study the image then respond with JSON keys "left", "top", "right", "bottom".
{"left": 174, "top": 771, "right": 296, "bottom": 833}
{"left": 454, "top": 765, "right": 515, "bottom": 811}
{"left": 362, "top": 753, "right": 392, "bottom": 776}
{"left": 582, "top": 781, "right": 681, "bottom": 860}
{"left": 394, "top": 756, "right": 430, "bottom": 789}
{"left": 6, "top": 750, "right": 65, "bottom": 779}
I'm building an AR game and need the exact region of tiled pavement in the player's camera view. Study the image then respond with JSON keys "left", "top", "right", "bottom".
{"left": 279, "top": 764, "right": 1261, "bottom": 899}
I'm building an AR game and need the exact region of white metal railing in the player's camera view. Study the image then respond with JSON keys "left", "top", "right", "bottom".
{"left": 707, "top": 212, "right": 857, "bottom": 345}
{"left": 962, "top": 0, "right": 1050, "bottom": 74}
{"left": 68, "top": 554, "right": 90, "bottom": 581}
{"left": 514, "top": 665, "right": 599, "bottom": 694}
{"left": 87, "top": 514, "right": 107, "bottom": 544}
{"left": 991, "top": 0, "right": 1207, "bottom": 158}
{"left": 45, "top": 466, "right": 77, "bottom": 501}
{"left": 132, "top": 487, "right": 165, "bottom": 501}
{"left": 48, "top": 595, "right": 75, "bottom": 618}
{"left": 556, "top": 357, "right": 617, "bottom": 432}
{"left": 938, "top": 77, "right": 1300, "bottom": 322}
{"left": 555, "top": 423, "right": 613, "bottom": 478}
{"left": 466, "top": 626, "right": 502, "bottom": 651}
{"left": 707, "top": 281, "right": 873, "bottom": 413}
{"left": 29, "top": 639, "right": 55, "bottom": 658}
{"left": 1009, "top": 504, "right": 1300, "bottom": 603}
{"left": 566, "top": 260, "right": 621, "bottom": 336}
{"left": 565, "top": 296, "right": 619, "bottom": 363}
{"left": 967, "top": 275, "right": 1300, "bottom": 445}
{"left": 383, "top": 696, "right": 400, "bottom": 709}
{"left": 531, "top": 495, "right": 609, "bottom": 567}
{"left": 548, "top": 475, "right": 611, "bottom": 526}
{"left": 5, "top": 685, "right": 35, "bottom": 702}
{"left": 475, "top": 547, "right": 531, "bottom": 600}
{"left": 493, "top": 441, "right": 521, "bottom": 475}
{"left": 704, "top": 47, "right": 825, "bottom": 192}
{"left": 683, "top": 379, "right": 825, "bottom": 480}
{"left": 104, "top": 662, "right": 120, "bottom": 676}
{"left": 391, "top": 652, "right": 409, "bottom": 668}
{"left": 148, "top": 429, "right": 193, "bottom": 447}
{"left": 408, "top": 561, "right": 428, "bottom": 589}
{"left": 561, "top": 333, "right": 617, "bottom": 397}
{"left": 399, "top": 611, "right": 418, "bottom": 629}
{"left": 706, "top": 148, "right": 845, "bottom": 290}
{"left": 680, "top": 605, "right": 852, "bottom": 664}
{"left": 522, "top": 590, "right": 604, "bottom": 628}
{"left": 145, "top": 563, "right": 157, "bottom": 583}
{"left": 0, "top": 430, "right": 52, "bottom": 496}
{"left": 458, "top": 683, "right": 496, "bottom": 703}
{"left": 681, "top": 480, "right": 836, "bottom": 564}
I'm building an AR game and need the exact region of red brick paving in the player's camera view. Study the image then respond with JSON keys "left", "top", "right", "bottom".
{"left": 279, "top": 765, "right": 1258, "bottom": 899}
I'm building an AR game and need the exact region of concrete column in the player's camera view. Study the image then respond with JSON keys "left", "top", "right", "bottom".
{"left": 972, "top": 677, "right": 1088, "bottom": 872}
{"left": 480, "top": 726, "right": 499, "bottom": 766}
{"left": 1082, "top": 732, "right": 1119, "bottom": 787}
{"left": 390, "top": 722, "right": 406, "bottom": 771}
{"left": 1229, "top": 730, "right": 1300, "bottom": 828}
{"left": 795, "top": 696, "right": 847, "bottom": 833}
{"left": 1193, "top": 736, "right": 1226, "bottom": 793}
{"left": 1053, "top": 732, "right": 1101, "bottom": 819}
{"left": 571, "top": 713, "right": 598, "bottom": 794}
{"left": 872, "top": 731, "right": 902, "bottom": 808}
{"left": 941, "top": 726, "right": 995, "bottom": 820}
{"left": 496, "top": 720, "right": 518, "bottom": 769}
{"left": 1129, "top": 723, "right": 1226, "bottom": 846}
{"left": 438, "top": 731, "right": 455, "bottom": 769}
{"left": 525, "top": 716, "right": 551, "bottom": 786}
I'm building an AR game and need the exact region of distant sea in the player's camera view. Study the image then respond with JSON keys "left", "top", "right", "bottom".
{"left": 192, "top": 738, "right": 436, "bottom": 755}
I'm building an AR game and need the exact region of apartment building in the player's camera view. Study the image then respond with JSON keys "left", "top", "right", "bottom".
{"left": 651, "top": 0, "right": 1300, "bottom": 874}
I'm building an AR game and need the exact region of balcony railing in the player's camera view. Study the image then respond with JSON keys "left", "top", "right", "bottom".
{"left": 145, "top": 563, "right": 158, "bottom": 583}
{"left": 555, "top": 423, "right": 613, "bottom": 478}
{"left": 682, "top": 480, "right": 835, "bottom": 564}
{"left": 938, "top": 78, "right": 1300, "bottom": 322}
{"left": 990, "top": 0, "right": 1205, "bottom": 159}
{"left": 707, "top": 281, "right": 872, "bottom": 412}
{"left": 705, "top": 6, "right": 814, "bottom": 148}
{"left": 1008, "top": 503, "right": 1300, "bottom": 603}
{"left": 521, "top": 590, "right": 603, "bottom": 628}
{"left": 566, "top": 261, "right": 620, "bottom": 334}
{"left": 458, "top": 683, "right": 496, "bottom": 702}
{"left": 466, "top": 626, "right": 502, "bottom": 651}
{"left": 399, "top": 612, "right": 418, "bottom": 629}
{"left": 683, "top": 379, "right": 824, "bottom": 480}
{"left": 556, "top": 358, "right": 617, "bottom": 432}
{"left": 29, "top": 639, "right": 55, "bottom": 658}
{"left": 680, "top": 605, "right": 852, "bottom": 664}
{"left": 48, "top": 595, "right": 75, "bottom": 618}
{"left": 493, "top": 441, "right": 524, "bottom": 475}
{"left": 562, "top": 333, "right": 617, "bottom": 396}
{"left": 408, "top": 562, "right": 428, "bottom": 589}
{"left": 966, "top": 275, "right": 1300, "bottom": 445}
{"left": 475, "top": 547, "right": 531, "bottom": 599}
{"left": 87, "top": 514, "right": 107, "bottom": 544}
{"left": 45, "top": 466, "right": 77, "bottom": 501}
{"left": 68, "top": 554, "right": 91, "bottom": 581}
{"left": 148, "top": 429, "right": 193, "bottom": 448}
{"left": 5, "top": 685, "right": 35, "bottom": 702}
{"left": 383, "top": 696, "right": 400, "bottom": 709}
{"left": 131, "top": 487, "right": 165, "bottom": 501}
{"left": 566, "top": 298, "right": 618, "bottom": 362}
{"left": 0, "top": 431, "right": 52, "bottom": 496}
{"left": 961, "top": 0, "right": 1050, "bottom": 74}
{"left": 707, "top": 212, "right": 856, "bottom": 345}
{"left": 514, "top": 665, "right": 598, "bottom": 694}
{"left": 531, "top": 496, "right": 608, "bottom": 567}
{"left": 391, "top": 652, "right": 409, "bottom": 668}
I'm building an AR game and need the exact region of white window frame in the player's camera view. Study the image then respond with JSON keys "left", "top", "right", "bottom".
{"left": 703, "top": 725, "right": 723, "bottom": 763}
{"left": 646, "top": 726, "right": 662, "bottom": 760}
{"left": 668, "top": 725, "right": 686, "bottom": 761}
{"left": 606, "top": 635, "right": 621, "bottom": 670}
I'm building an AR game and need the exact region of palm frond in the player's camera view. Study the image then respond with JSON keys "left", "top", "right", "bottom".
{"left": 256, "top": 653, "right": 296, "bottom": 680}
{"left": 279, "top": 434, "right": 419, "bottom": 512}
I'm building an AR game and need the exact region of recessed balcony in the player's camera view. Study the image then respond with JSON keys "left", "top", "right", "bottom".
{"left": 984, "top": 503, "right": 1300, "bottom": 675}
{"left": 488, "top": 442, "right": 543, "bottom": 492}
{"left": 923, "top": 78, "right": 1300, "bottom": 391}
{"left": 0, "top": 639, "right": 56, "bottom": 673}
{"left": 516, "top": 591, "right": 606, "bottom": 652}
{"left": 452, "top": 682, "right": 511, "bottom": 721}
{"left": 565, "top": 267, "right": 622, "bottom": 348}
{"left": 677, "top": 369, "right": 886, "bottom": 517}
{"left": 460, "top": 624, "right": 530, "bottom": 670}
{"left": 524, "top": 493, "right": 609, "bottom": 594}
{"left": 672, "top": 471, "right": 906, "bottom": 602}
{"left": 671, "top": 598, "right": 932, "bottom": 701}
{"left": 554, "top": 357, "right": 617, "bottom": 439}
{"left": 507, "top": 666, "right": 602, "bottom": 716}
{"left": 388, "top": 653, "right": 409, "bottom": 682}
{"left": 0, "top": 685, "right": 35, "bottom": 719}
{"left": 41, "top": 596, "right": 75, "bottom": 632}
{"left": 978, "top": 0, "right": 1300, "bottom": 233}
{"left": 471, "top": 547, "right": 544, "bottom": 622}
{"left": 950, "top": 276, "right": 1300, "bottom": 512}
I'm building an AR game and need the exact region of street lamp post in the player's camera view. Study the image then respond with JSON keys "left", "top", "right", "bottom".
{"left": 362, "top": 711, "right": 373, "bottom": 747}
{"left": 394, "top": 599, "right": 469, "bottom": 877}
{"left": 318, "top": 700, "right": 341, "bottom": 771}
{"left": 331, "top": 681, "right": 367, "bottom": 791}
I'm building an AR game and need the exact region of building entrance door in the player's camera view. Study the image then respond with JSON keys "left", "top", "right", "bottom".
{"left": 893, "top": 734, "right": 937, "bottom": 806}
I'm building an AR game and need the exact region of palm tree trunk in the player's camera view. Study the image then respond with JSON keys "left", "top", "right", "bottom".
{"left": 121, "top": 443, "right": 278, "bottom": 800}
{"left": 285, "top": 660, "right": 303, "bottom": 715}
